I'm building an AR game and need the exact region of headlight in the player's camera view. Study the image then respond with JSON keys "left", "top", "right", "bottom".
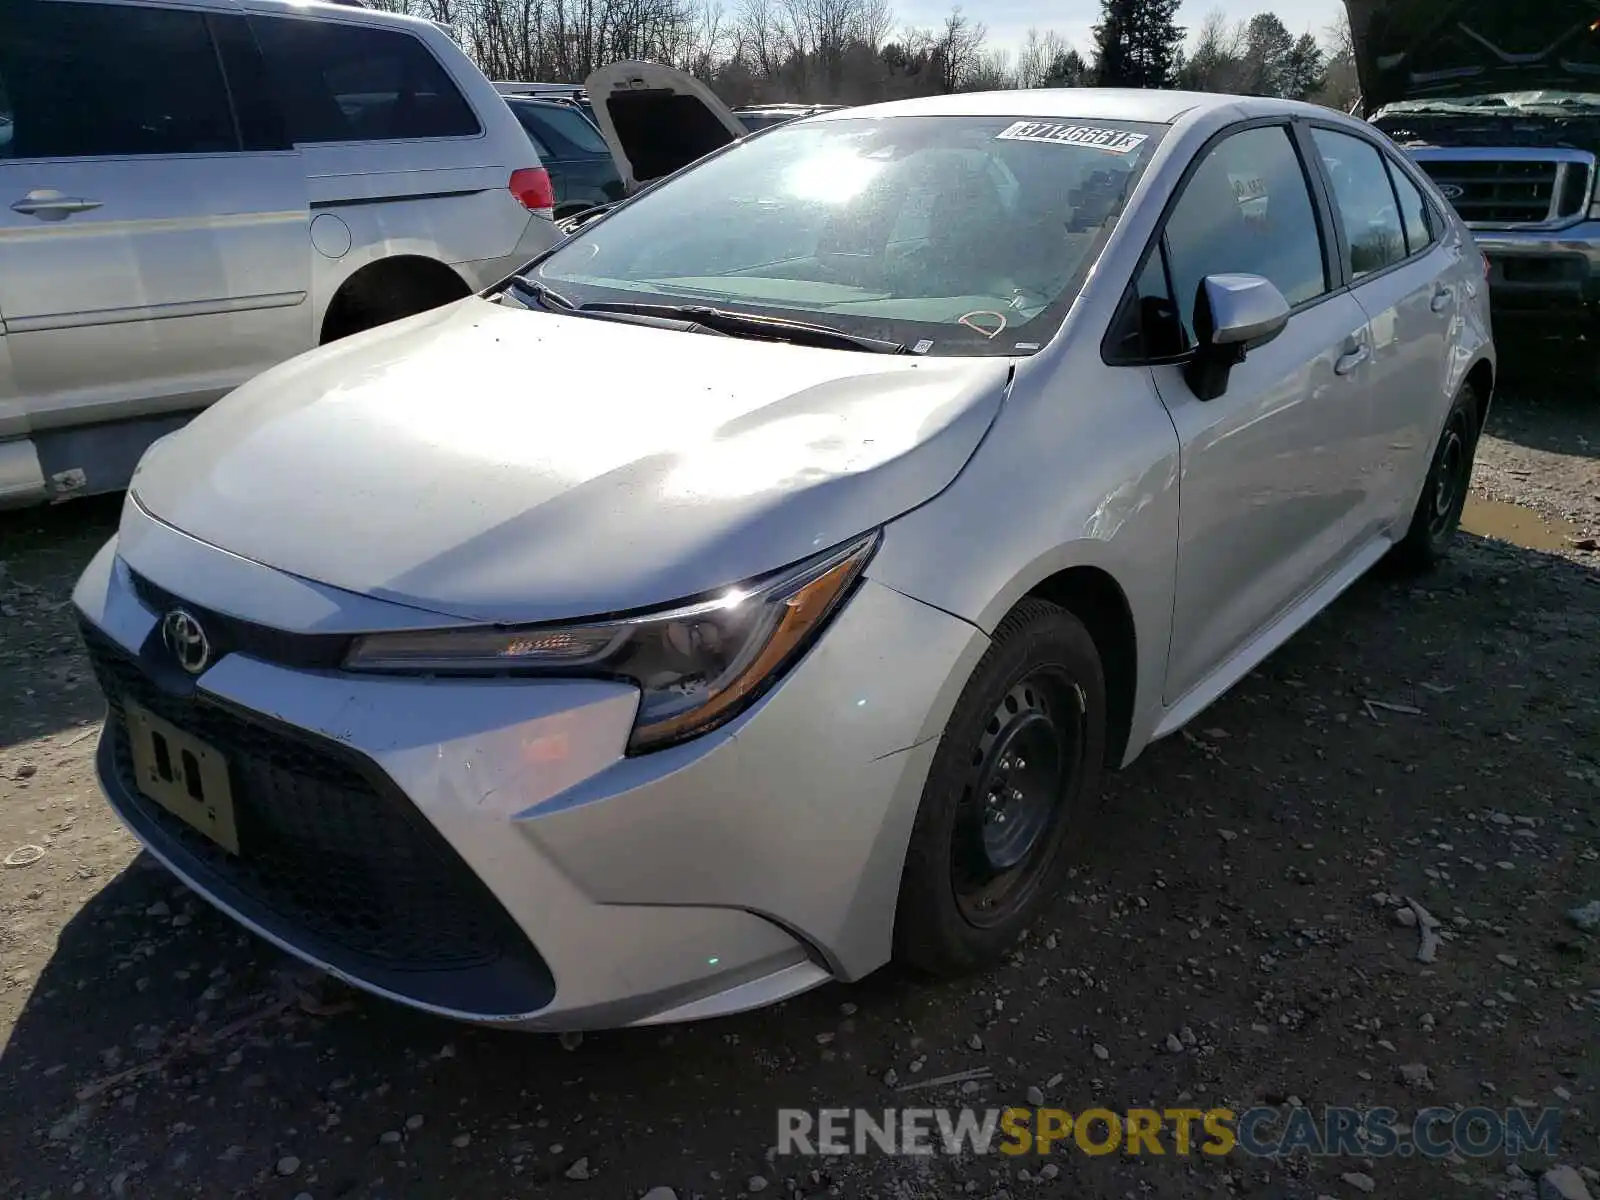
{"left": 344, "top": 533, "right": 878, "bottom": 752}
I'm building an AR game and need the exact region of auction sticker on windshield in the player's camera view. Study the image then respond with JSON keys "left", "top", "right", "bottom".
{"left": 995, "top": 121, "right": 1149, "bottom": 155}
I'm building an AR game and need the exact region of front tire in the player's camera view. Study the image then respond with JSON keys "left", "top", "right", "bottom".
{"left": 894, "top": 599, "right": 1107, "bottom": 977}
{"left": 1389, "top": 382, "right": 1482, "bottom": 573}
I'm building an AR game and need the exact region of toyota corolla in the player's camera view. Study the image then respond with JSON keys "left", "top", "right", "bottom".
{"left": 75, "top": 83, "right": 1494, "bottom": 1030}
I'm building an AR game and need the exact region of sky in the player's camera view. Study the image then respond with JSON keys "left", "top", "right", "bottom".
{"left": 896, "top": 0, "right": 1348, "bottom": 57}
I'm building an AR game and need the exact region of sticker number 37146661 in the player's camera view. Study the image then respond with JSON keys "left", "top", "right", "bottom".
{"left": 995, "top": 121, "right": 1149, "bottom": 155}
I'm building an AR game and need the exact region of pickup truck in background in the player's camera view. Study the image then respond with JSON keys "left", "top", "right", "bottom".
{"left": 1350, "top": 0, "right": 1600, "bottom": 360}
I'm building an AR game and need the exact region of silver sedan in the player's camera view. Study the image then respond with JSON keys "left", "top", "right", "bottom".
{"left": 74, "top": 87, "right": 1494, "bottom": 1030}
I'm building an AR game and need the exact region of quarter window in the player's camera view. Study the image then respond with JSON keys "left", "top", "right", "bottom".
{"left": 0, "top": 0, "right": 238, "bottom": 159}
{"left": 1107, "top": 250, "right": 1185, "bottom": 362}
{"left": 1311, "top": 127, "right": 1409, "bottom": 278}
{"left": 1163, "top": 125, "right": 1328, "bottom": 345}
{"left": 250, "top": 17, "right": 480, "bottom": 143}
{"left": 521, "top": 104, "right": 610, "bottom": 157}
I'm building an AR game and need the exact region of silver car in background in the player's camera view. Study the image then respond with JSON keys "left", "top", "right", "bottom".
{"left": 0, "top": 0, "right": 559, "bottom": 508}
{"left": 74, "top": 86, "right": 1494, "bottom": 1031}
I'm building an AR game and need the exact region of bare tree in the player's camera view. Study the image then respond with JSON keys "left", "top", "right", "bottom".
{"left": 961, "top": 46, "right": 1014, "bottom": 91}
{"left": 932, "top": 6, "right": 985, "bottom": 94}
{"left": 1310, "top": 9, "right": 1360, "bottom": 112}
{"left": 1015, "top": 27, "right": 1070, "bottom": 89}
{"left": 1175, "top": 7, "right": 1244, "bottom": 93}
{"left": 855, "top": 0, "right": 893, "bottom": 50}
{"left": 736, "top": 0, "right": 787, "bottom": 80}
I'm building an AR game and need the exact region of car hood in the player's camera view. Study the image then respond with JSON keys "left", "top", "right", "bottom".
{"left": 129, "top": 298, "right": 1010, "bottom": 625}
{"left": 582, "top": 60, "right": 749, "bottom": 192}
{"left": 1348, "top": 0, "right": 1600, "bottom": 114}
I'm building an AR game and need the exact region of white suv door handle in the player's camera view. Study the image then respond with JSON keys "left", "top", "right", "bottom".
{"left": 1430, "top": 287, "right": 1452, "bottom": 313}
{"left": 1334, "top": 345, "right": 1370, "bottom": 376}
{"left": 11, "top": 195, "right": 103, "bottom": 217}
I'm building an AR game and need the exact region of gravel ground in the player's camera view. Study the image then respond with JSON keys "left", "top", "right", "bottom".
{"left": 1, "top": 376, "right": 1596, "bottom": 1200}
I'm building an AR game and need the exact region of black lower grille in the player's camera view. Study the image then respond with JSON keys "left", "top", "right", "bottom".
{"left": 82, "top": 624, "right": 554, "bottom": 1016}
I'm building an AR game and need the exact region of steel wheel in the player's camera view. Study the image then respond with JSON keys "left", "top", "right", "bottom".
{"left": 1390, "top": 381, "right": 1484, "bottom": 574}
{"left": 894, "top": 598, "right": 1108, "bottom": 977}
{"left": 951, "top": 669, "right": 1086, "bottom": 927}
{"left": 1427, "top": 408, "right": 1472, "bottom": 542}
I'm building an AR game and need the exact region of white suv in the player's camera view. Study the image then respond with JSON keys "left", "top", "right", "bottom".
{"left": 0, "top": 0, "right": 558, "bottom": 507}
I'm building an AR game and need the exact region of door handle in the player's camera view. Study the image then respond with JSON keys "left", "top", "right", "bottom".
{"left": 1430, "top": 287, "right": 1452, "bottom": 313}
{"left": 11, "top": 195, "right": 103, "bottom": 218}
{"left": 1334, "top": 345, "right": 1370, "bottom": 376}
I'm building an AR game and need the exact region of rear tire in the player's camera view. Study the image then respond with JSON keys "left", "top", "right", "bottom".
{"left": 1389, "top": 382, "right": 1482, "bottom": 573}
{"left": 893, "top": 599, "right": 1107, "bottom": 977}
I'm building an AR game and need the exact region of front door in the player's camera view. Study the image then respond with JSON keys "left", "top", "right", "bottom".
{"left": 1151, "top": 123, "right": 1376, "bottom": 705}
{"left": 0, "top": 0, "right": 310, "bottom": 434}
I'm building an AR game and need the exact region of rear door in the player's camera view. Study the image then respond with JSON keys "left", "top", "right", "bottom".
{"left": 0, "top": 0, "right": 311, "bottom": 433}
{"left": 583, "top": 61, "right": 747, "bottom": 193}
{"left": 1147, "top": 122, "right": 1377, "bottom": 706}
{"left": 1307, "top": 124, "right": 1459, "bottom": 530}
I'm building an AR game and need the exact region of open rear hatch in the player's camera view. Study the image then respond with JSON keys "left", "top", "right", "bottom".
{"left": 583, "top": 61, "right": 749, "bottom": 192}
{"left": 1347, "top": 0, "right": 1600, "bottom": 113}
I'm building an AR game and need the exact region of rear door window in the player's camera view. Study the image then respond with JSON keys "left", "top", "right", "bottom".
{"left": 1311, "top": 127, "right": 1410, "bottom": 279}
{"left": 526, "top": 105, "right": 609, "bottom": 156}
{"left": 1386, "top": 157, "right": 1435, "bottom": 256}
{"left": 0, "top": 0, "right": 238, "bottom": 159}
{"left": 510, "top": 107, "right": 554, "bottom": 159}
{"left": 250, "top": 17, "right": 480, "bottom": 143}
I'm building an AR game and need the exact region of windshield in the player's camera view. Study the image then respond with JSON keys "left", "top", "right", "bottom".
{"left": 1377, "top": 90, "right": 1600, "bottom": 116}
{"left": 530, "top": 114, "right": 1166, "bottom": 356}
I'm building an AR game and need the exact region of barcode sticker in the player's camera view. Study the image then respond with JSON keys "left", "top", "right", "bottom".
{"left": 995, "top": 121, "right": 1149, "bottom": 155}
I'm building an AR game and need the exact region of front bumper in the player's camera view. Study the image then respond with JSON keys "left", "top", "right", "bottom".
{"left": 1473, "top": 222, "right": 1600, "bottom": 319}
{"left": 74, "top": 504, "right": 986, "bottom": 1030}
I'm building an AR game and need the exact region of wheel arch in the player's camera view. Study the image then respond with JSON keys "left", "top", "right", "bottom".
{"left": 1021, "top": 566, "right": 1139, "bottom": 771}
{"left": 1464, "top": 356, "right": 1494, "bottom": 432}
{"left": 320, "top": 254, "right": 473, "bottom": 344}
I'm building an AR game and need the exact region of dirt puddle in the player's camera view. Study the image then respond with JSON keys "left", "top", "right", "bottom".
{"left": 1462, "top": 496, "right": 1585, "bottom": 551}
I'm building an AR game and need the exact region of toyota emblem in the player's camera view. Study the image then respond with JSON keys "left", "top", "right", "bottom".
{"left": 161, "top": 609, "right": 212, "bottom": 675}
{"left": 1438, "top": 183, "right": 1465, "bottom": 201}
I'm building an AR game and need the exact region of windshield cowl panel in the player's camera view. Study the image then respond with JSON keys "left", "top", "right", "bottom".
{"left": 528, "top": 114, "right": 1168, "bottom": 358}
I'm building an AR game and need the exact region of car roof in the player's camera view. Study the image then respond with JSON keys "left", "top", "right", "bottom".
{"left": 90, "top": 0, "right": 462, "bottom": 38}
{"left": 224, "top": 0, "right": 450, "bottom": 32}
{"left": 809, "top": 88, "right": 1297, "bottom": 126}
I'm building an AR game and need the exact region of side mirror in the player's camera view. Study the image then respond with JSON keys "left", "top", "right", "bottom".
{"left": 1184, "top": 274, "right": 1291, "bottom": 401}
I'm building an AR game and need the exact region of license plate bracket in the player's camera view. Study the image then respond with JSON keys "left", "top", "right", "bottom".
{"left": 125, "top": 700, "right": 240, "bottom": 855}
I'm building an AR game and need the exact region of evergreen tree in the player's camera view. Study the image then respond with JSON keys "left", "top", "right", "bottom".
{"left": 1282, "top": 32, "right": 1327, "bottom": 100}
{"left": 1092, "top": 0, "right": 1184, "bottom": 89}
{"left": 1042, "top": 48, "right": 1090, "bottom": 87}
{"left": 1242, "top": 12, "right": 1294, "bottom": 96}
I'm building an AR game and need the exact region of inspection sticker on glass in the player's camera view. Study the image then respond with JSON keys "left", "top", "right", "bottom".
{"left": 995, "top": 121, "right": 1149, "bottom": 155}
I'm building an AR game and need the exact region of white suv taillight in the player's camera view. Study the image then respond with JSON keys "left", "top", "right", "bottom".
{"left": 509, "top": 167, "right": 555, "bottom": 218}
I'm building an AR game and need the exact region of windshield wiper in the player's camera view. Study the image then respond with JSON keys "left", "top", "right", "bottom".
{"left": 505, "top": 275, "right": 578, "bottom": 311}
{"left": 576, "top": 301, "right": 907, "bottom": 354}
